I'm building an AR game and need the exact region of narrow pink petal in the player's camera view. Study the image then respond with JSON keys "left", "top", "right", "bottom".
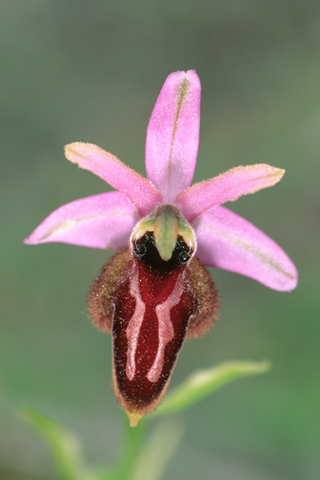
{"left": 145, "top": 70, "right": 201, "bottom": 203}
{"left": 65, "top": 143, "right": 162, "bottom": 217}
{"left": 176, "top": 164, "right": 285, "bottom": 223}
{"left": 24, "top": 192, "right": 139, "bottom": 250}
{"left": 194, "top": 205, "right": 298, "bottom": 291}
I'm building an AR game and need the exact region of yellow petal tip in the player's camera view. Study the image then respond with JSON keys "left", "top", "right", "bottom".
{"left": 127, "top": 410, "right": 143, "bottom": 428}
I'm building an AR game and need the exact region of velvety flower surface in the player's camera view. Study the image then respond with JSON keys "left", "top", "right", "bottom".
{"left": 25, "top": 70, "right": 298, "bottom": 425}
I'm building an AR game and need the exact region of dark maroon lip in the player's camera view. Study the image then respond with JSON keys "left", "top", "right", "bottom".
{"left": 87, "top": 232, "right": 219, "bottom": 424}
{"left": 112, "top": 232, "right": 198, "bottom": 412}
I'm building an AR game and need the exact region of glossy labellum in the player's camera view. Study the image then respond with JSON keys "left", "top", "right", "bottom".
{"left": 88, "top": 206, "right": 219, "bottom": 426}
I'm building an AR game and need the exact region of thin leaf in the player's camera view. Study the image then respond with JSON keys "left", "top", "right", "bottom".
{"left": 153, "top": 360, "right": 271, "bottom": 417}
{"left": 20, "top": 407, "right": 100, "bottom": 480}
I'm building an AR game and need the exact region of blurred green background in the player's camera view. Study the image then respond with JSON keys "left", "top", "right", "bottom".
{"left": 1, "top": 1, "right": 319, "bottom": 479}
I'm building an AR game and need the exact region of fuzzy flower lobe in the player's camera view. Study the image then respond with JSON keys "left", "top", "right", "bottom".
{"left": 176, "top": 164, "right": 285, "bottom": 222}
{"left": 65, "top": 143, "right": 162, "bottom": 217}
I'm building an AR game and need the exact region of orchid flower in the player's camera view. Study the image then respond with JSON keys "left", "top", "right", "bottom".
{"left": 25, "top": 70, "right": 298, "bottom": 426}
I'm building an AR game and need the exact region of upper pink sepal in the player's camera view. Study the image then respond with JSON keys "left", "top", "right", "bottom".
{"left": 145, "top": 70, "right": 201, "bottom": 203}
{"left": 65, "top": 143, "right": 162, "bottom": 218}
{"left": 24, "top": 191, "right": 139, "bottom": 250}
{"left": 176, "top": 164, "right": 285, "bottom": 223}
{"left": 194, "top": 205, "right": 298, "bottom": 291}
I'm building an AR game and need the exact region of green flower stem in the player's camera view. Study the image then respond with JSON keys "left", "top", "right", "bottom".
{"left": 101, "top": 416, "right": 182, "bottom": 480}
{"left": 129, "top": 420, "right": 183, "bottom": 480}
{"left": 108, "top": 414, "right": 146, "bottom": 480}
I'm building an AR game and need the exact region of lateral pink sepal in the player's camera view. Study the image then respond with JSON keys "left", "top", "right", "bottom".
{"left": 194, "top": 205, "right": 298, "bottom": 291}
{"left": 23, "top": 191, "right": 138, "bottom": 250}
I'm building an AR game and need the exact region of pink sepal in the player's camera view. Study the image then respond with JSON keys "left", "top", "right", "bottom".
{"left": 145, "top": 70, "right": 201, "bottom": 203}
{"left": 24, "top": 191, "right": 139, "bottom": 250}
{"left": 193, "top": 205, "right": 298, "bottom": 291}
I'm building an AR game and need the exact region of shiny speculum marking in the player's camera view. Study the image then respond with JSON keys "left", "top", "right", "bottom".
{"left": 112, "top": 232, "right": 198, "bottom": 410}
